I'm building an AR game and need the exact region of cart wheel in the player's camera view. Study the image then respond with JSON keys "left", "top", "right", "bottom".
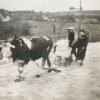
{"left": 54, "top": 56, "right": 62, "bottom": 65}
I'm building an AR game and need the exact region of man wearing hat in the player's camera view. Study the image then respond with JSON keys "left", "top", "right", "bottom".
{"left": 67, "top": 27, "right": 78, "bottom": 59}
{"left": 67, "top": 27, "right": 76, "bottom": 46}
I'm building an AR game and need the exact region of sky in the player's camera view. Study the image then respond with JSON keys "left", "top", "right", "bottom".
{"left": 0, "top": 0, "right": 100, "bottom": 12}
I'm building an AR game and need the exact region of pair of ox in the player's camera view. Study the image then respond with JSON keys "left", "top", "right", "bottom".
{"left": 0, "top": 36, "right": 53, "bottom": 81}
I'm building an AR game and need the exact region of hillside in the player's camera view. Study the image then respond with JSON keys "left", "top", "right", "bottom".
{"left": 0, "top": 9, "right": 100, "bottom": 22}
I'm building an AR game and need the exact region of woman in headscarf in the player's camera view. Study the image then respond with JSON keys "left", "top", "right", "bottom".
{"left": 76, "top": 29, "right": 89, "bottom": 65}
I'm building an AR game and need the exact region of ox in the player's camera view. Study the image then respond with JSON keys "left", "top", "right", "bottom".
{"left": 0, "top": 36, "right": 53, "bottom": 81}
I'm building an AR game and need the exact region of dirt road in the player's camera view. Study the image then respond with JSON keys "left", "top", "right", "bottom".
{"left": 0, "top": 42, "right": 100, "bottom": 100}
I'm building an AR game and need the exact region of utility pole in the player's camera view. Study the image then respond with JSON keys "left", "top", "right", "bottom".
{"left": 79, "top": 0, "right": 82, "bottom": 30}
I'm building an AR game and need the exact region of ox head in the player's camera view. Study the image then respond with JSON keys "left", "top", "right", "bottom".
{"left": 1, "top": 37, "right": 32, "bottom": 61}
{"left": 0, "top": 38, "right": 24, "bottom": 59}
{"left": 11, "top": 37, "right": 32, "bottom": 50}
{"left": 11, "top": 38, "right": 23, "bottom": 49}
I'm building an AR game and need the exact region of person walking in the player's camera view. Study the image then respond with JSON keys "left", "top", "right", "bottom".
{"left": 67, "top": 27, "right": 78, "bottom": 60}
{"left": 76, "top": 29, "right": 89, "bottom": 65}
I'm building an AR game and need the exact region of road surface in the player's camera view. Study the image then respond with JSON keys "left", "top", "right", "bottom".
{"left": 0, "top": 42, "right": 100, "bottom": 100}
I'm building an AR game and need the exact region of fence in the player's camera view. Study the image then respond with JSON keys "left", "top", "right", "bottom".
{"left": 0, "top": 21, "right": 100, "bottom": 42}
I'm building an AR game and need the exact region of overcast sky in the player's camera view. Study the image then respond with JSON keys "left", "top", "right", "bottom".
{"left": 0, "top": 0, "right": 100, "bottom": 12}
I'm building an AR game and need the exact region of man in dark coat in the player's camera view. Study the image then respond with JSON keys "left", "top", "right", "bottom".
{"left": 67, "top": 27, "right": 78, "bottom": 60}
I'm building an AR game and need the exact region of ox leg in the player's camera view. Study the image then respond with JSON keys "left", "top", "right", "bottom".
{"left": 80, "top": 60, "right": 83, "bottom": 66}
{"left": 47, "top": 57, "right": 52, "bottom": 72}
{"left": 36, "top": 58, "right": 46, "bottom": 78}
{"left": 15, "top": 62, "right": 25, "bottom": 82}
{"left": 41, "top": 58, "right": 46, "bottom": 68}
{"left": 64, "top": 58, "right": 68, "bottom": 67}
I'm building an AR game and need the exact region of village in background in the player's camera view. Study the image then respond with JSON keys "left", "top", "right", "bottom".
{"left": 0, "top": 9, "right": 100, "bottom": 42}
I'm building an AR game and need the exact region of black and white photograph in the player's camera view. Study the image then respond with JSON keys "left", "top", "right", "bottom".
{"left": 0, "top": 0, "right": 100, "bottom": 100}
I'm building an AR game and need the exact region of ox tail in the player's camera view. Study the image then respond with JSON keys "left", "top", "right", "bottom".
{"left": 46, "top": 38, "right": 53, "bottom": 55}
{"left": 46, "top": 40, "right": 53, "bottom": 68}
{"left": 54, "top": 45, "right": 57, "bottom": 53}
{"left": 0, "top": 47, "right": 2, "bottom": 51}
{"left": 47, "top": 57, "right": 51, "bottom": 68}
